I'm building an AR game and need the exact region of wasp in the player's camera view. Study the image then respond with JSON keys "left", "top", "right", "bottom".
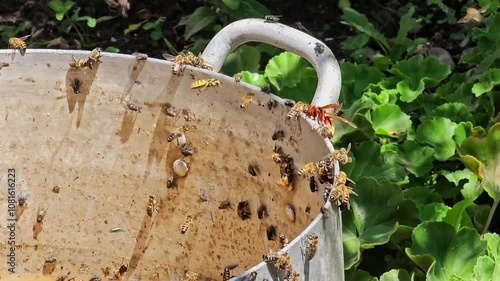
{"left": 272, "top": 128, "right": 285, "bottom": 141}
{"left": 69, "top": 55, "right": 90, "bottom": 69}
{"left": 240, "top": 93, "right": 255, "bottom": 108}
{"left": 36, "top": 205, "right": 48, "bottom": 223}
{"left": 302, "top": 234, "right": 319, "bottom": 260}
{"left": 9, "top": 35, "right": 31, "bottom": 60}
{"left": 190, "top": 78, "right": 220, "bottom": 91}
{"left": 264, "top": 15, "right": 282, "bottom": 23}
{"left": 266, "top": 225, "right": 277, "bottom": 241}
{"left": 237, "top": 200, "right": 251, "bottom": 220}
{"left": 332, "top": 143, "right": 352, "bottom": 165}
{"left": 329, "top": 183, "right": 357, "bottom": 211}
{"left": 146, "top": 195, "right": 159, "bottom": 216}
{"left": 279, "top": 234, "right": 289, "bottom": 248}
{"left": 167, "top": 125, "right": 189, "bottom": 142}
{"left": 222, "top": 263, "right": 239, "bottom": 281}
{"left": 180, "top": 215, "right": 193, "bottom": 234}
{"left": 314, "top": 42, "right": 325, "bottom": 56}
{"left": 70, "top": 78, "right": 81, "bottom": 94}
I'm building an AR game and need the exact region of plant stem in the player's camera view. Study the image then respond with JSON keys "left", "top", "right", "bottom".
{"left": 482, "top": 199, "right": 499, "bottom": 237}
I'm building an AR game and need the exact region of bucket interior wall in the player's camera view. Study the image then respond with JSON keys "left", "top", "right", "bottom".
{"left": 0, "top": 51, "right": 334, "bottom": 280}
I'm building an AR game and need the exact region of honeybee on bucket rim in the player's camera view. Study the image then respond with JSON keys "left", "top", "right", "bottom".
{"left": 69, "top": 55, "right": 90, "bottom": 69}
{"left": 301, "top": 234, "right": 319, "bottom": 260}
{"left": 190, "top": 78, "right": 220, "bottom": 91}
{"left": 319, "top": 123, "right": 335, "bottom": 139}
{"left": 287, "top": 101, "right": 309, "bottom": 119}
{"left": 244, "top": 272, "right": 257, "bottom": 281}
{"left": 279, "top": 234, "right": 290, "bottom": 248}
{"left": 9, "top": 35, "right": 31, "bottom": 60}
{"left": 146, "top": 195, "right": 159, "bottom": 216}
{"left": 126, "top": 100, "right": 142, "bottom": 113}
{"left": 222, "top": 263, "right": 238, "bottom": 281}
{"left": 167, "top": 125, "right": 189, "bottom": 142}
{"left": 298, "top": 162, "right": 317, "bottom": 177}
{"left": 329, "top": 183, "right": 358, "bottom": 211}
{"left": 332, "top": 143, "right": 352, "bottom": 165}
{"left": 240, "top": 93, "right": 255, "bottom": 108}
{"left": 87, "top": 47, "right": 102, "bottom": 69}
{"left": 180, "top": 215, "right": 193, "bottom": 234}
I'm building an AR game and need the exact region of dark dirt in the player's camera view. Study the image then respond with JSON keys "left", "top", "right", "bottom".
{"left": 0, "top": 0, "right": 470, "bottom": 64}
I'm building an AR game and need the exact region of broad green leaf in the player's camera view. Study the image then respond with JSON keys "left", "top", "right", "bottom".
{"left": 442, "top": 200, "right": 475, "bottom": 231}
{"left": 380, "top": 269, "right": 414, "bottom": 281}
{"left": 104, "top": 47, "right": 119, "bottom": 53}
{"left": 472, "top": 68, "right": 500, "bottom": 97}
{"left": 454, "top": 122, "right": 474, "bottom": 146}
{"left": 460, "top": 13, "right": 500, "bottom": 64}
{"left": 345, "top": 270, "right": 378, "bottom": 281}
{"left": 372, "top": 104, "right": 412, "bottom": 137}
{"left": 340, "top": 62, "right": 385, "bottom": 107}
{"left": 484, "top": 232, "right": 500, "bottom": 261}
{"left": 56, "top": 13, "right": 64, "bottom": 21}
{"left": 343, "top": 210, "right": 361, "bottom": 270}
{"left": 444, "top": 169, "right": 482, "bottom": 201}
{"left": 240, "top": 71, "right": 266, "bottom": 86}
{"left": 430, "top": 102, "right": 473, "bottom": 124}
{"left": 280, "top": 67, "right": 317, "bottom": 103}
{"left": 415, "top": 117, "right": 457, "bottom": 161}
{"left": 265, "top": 52, "right": 310, "bottom": 92}
{"left": 406, "top": 222, "right": 486, "bottom": 280}
{"left": 405, "top": 186, "right": 443, "bottom": 206}
{"left": 221, "top": 45, "right": 261, "bottom": 76}
{"left": 395, "top": 6, "right": 419, "bottom": 45}
{"left": 216, "top": 0, "right": 270, "bottom": 20}
{"left": 184, "top": 7, "right": 217, "bottom": 40}
{"left": 473, "top": 233, "right": 500, "bottom": 280}
{"left": 341, "top": 33, "right": 370, "bottom": 51}
{"left": 142, "top": 21, "right": 154, "bottom": 30}
{"left": 346, "top": 142, "right": 406, "bottom": 182}
{"left": 419, "top": 203, "right": 450, "bottom": 222}
{"left": 471, "top": 204, "right": 490, "bottom": 232}
{"left": 221, "top": 0, "right": 240, "bottom": 10}
{"left": 333, "top": 112, "right": 376, "bottom": 144}
{"left": 84, "top": 17, "right": 96, "bottom": 28}
{"left": 343, "top": 178, "right": 406, "bottom": 267}
{"left": 364, "top": 89, "right": 398, "bottom": 105}
{"left": 474, "top": 256, "right": 495, "bottom": 281}
{"left": 391, "top": 56, "right": 451, "bottom": 102}
{"left": 397, "top": 140, "right": 435, "bottom": 177}
{"left": 341, "top": 8, "right": 390, "bottom": 52}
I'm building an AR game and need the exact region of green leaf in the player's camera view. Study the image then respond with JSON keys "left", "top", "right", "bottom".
{"left": 56, "top": 12, "right": 64, "bottom": 21}
{"left": 430, "top": 102, "right": 473, "bottom": 124}
{"left": 280, "top": 67, "right": 317, "bottom": 103}
{"left": 460, "top": 13, "right": 500, "bottom": 64}
{"left": 345, "top": 270, "right": 378, "bottom": 281}
{"left": 85, "top": 17, "right": 96, "bottom": 28}
{"left": 406, "top": 222, "right": 486, "bottom": 280}
{"left": 142, "top": 21, "right": 154, "bottom": 30}
{"left": 184, "top": 7, "right": 217, "bottom": 40}
{"left": 49, "top": 0, "right": 63, "bottom": 12}
{"left": 346, "top": 142, "right": 406, "bottom": 182}
{"left": 480, "top": 233, "right": 500, "bottom": 279}
{"left": 343, "top": 211, "right": 361, "bottom": 270}
{"left": 341, "top": 33, "right": 370, "bottom": 51}
{"left": 391, "top": 56, "right": 451, "bottom": 102}
{"left": 395, "top": 6, "right": 419, "bottom": 45}
{"left": 472, "top": 68, "right": 500, "bottom": 97}
{"left": 150, "top": 30, "right": 163, "bottom": 40}
{"left": 380, "top": 269, "right": 414, "bottom": 281}
{"left": 343, "top": 178, "right": 406, "bottom": 266}
{"left": 415, "top": 117, "right": 457, "bottom": 161}
{"left": 405, "top": 186, "right": 443, "bottom": 207}
{"left": 445, "top": 169, "right": 482, "bottom": 201}
{"left": 240, "top": 71, "right": 266, "bottom": 86}
{"left": 474, "top": 256, "right": 496, "bottom": 281}
{"left": 221, "top": 0, "right": 240, "bottom": 10}
{"left": 340, "top": 62, "right": 385, "bottom": 107}
{"left": 216, "top": 0, "right": 270, "bottom": 20}
{"left": 124, "top": 22, "right": 145, "bottom": 35}
{"left": 104, "top": 47, "right": 119, "bottom": 53}
{"left": 397, "top": 140, "right": 435, "bottom": 177}
{"left": 341, "top": 8, "right": 390, "bottom": 52}
{"left": 221, "top": 45, "right": 260, "bottom": 77}
{"left": 265, "top": 52, "right": 310, "bottom": 92}
{"left": 442, "top": 200, "right": 475, "bottom": 231}
{"left": 372, "top": 104, "right": 412, "bottom": 137}
{"left": 419, "top": 203, "right": 450, "bottom": 222}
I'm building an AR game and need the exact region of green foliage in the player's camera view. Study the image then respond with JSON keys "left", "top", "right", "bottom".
{"left": 48, "top": 0, "right": 75, "bottom": 21}
{"left": 49, "top": 0, "right": 96, "bottom": 29}
{"left": 0, "top": 23, "right": 26, "bottom": 43}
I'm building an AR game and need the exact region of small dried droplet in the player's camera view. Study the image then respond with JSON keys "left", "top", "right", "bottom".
{"left": 52, "top": 185, "right": 60, "bottom": 194}
{"left": 237, "top": 200, "right": 251, "bottom": 220}
{"left": 248, "top": 164, "right": 259, "bottom": 176}
{"left": 173, "top": 159, "right": 189, "bottom": 177}
{"left": 285, "top": 204, "right": 296, "bottom": 223}
{"left": 257, "top": 204, "right": 267, "bottom": 219}
{"left": 266, "top": 225, "right": 276, "bottom": 241}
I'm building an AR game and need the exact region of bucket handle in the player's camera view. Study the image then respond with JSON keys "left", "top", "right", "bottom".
{"left": 201, "top": 18, "right": 341, "bottom": 106}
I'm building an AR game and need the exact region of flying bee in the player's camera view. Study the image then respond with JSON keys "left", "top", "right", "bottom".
{"left": 279, "top": 234, "right": 289, "bottom": 248}
{"left": 8, "top": 35, "right": 31, "bottom": 60}
{"left": 180, "top": 215, "right": 193, "bottom": 234}
{"left": 329, "top": 184, "right": 357, "bottom": 211}
{"left": 266, "top": 225, "right": 277, "bottom": 241}
{"left": 70, "top": 78, "right": 81, "bottom": 94}
{"left": 146, "top": 195, "right": 159, "bottom": 216}
{"left": 457, "top": 6, "right": 488, "bottom": 24}
{"left": 190, "top": 78, "right": 220, "bottom": 91}
{"left": 332, "top": 143, "right": 352, "bottom": 165}
{"left": 272, "top": 128, "right": 285, "bottom": 141}
{"left": 314, "top": 42, "right": 325, "bottom": 56}
{"left": 233, "top": 73, "right": 243, "bottom": 83}
{"left": 222, "top": 263, "right": 238, "bottom": 281}
{"left": 218, "top": 199, "right": 232, "bottom": 209}
{"left": 167, "top": 125, "right": 189, "bottom": 142}
{"left": 302, "top": 234, "right": 319, "bottom": 260}
{"left": 309, "top": 176, "right": 318, "bottom": 192}
{"left": 240, "top": 93, "right": 255, "bottom": 108}
{"left": 260, "top": 83, "right": 272, "bottom": 94}
{"left": 69, "top": 55, "right": 90, "bottom": 69}
{"left": 257, "top": 203, "right": 267, "bottom": 219}
{"left": 287, "top": 101, "right": 309, "bottom": 119}
{"left": 248, "top": 163, "right": 259, "bottom": 176}
{"left": 264, "top": 15, "right": 282, "bottom": 23}
{"left": 298, "top": 162, "right": 316, "bottom": 177}
{"left": 237, "top": 200, "right": 251, "bottom": 220}
{"left": 18, "top": 192, "right": 29, "bottom": 207}
{"left": 36, "top": 205, "right": 48, "bottom": 223}
{"left": 244, "top": 272, "right": 257, "bottom": 281}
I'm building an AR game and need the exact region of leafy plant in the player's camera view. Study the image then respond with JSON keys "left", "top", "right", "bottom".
{"left": 48, "top": 0, "right": 75, "bottom": 21}
{"left": 0, "top": 23, "right": 26, "bottom": 43}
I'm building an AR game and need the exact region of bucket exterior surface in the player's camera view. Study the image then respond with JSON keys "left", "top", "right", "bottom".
{"left": 1, "top": 19, "right": 344, "bottom": 281}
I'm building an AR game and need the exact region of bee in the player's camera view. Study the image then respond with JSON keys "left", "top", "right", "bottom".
{"left": 329, "top": 184, "right": 357, "bottom": 211}
{"left": 276, "top": 174, "right": 292, "bottom": 189}
{"left": 262, "top": 251, "right": 278, "bottom": 263}
{"left": 248, "top": 163, "right": 259, "bottom": 176}
{"left": 287, "top": 101, "right": 309, "bottom": 119}
{"left": 190, "top": 78, "right": 220, "bottom": 90}
{"left": 283, "top": 99, "right": 296, "bottom": 108}
{"left": 276, "top": 253, "right": 292, "bottom": 273}
{"left": 314, "top": 42, "right": 325, "bottom": 56}
{"left": 257, "top": 203, "right": 267, "bottom": 219}
{"left": 244, "top": 272, "right": 257, "bottom": 281}
{"left": 18, "top": 192, "right": 29, "bottom": 207}
{"left": 70, "top": 78, "right": 81, "bottom": 94}
{"left": 126, "top": 100, "right": 142, "bottom": 112}
{"left": 8, "top": 35, "right": 31, "bottom": 60}
{"left": 264, "top": 15, "right": 282, "bottom": 23}
{"left": 319, "top": 124, "right": 335, "bottom": 139}
{"left": 272, "top": 128, "right": 285, "bottom": 141}
{"left": 320, "top": 206, "right": 331, "bottom": 219}
{"left": 332, "top": 143, "right": 352, "bottom": 165}
{"left": 218, "top": 199, "right": 232, "bottom": 209}
{"left": 132, "top": 52, "right": 148, "bottom": 60}
{"left": 267, "top": 98, "right": 277, "bottom": 110}
{"left": 69, "top": 55, "right": 90, "bottom": 69}
{"left": 302, "top": 234, "right": 319, "bottom": 260}
{"left": 161, "top": 103, "right": 179, "bottom": 117}
{"left": 457, "top": 7, "right": 488, "bottom": 24}
{"left": 266, "top": 225, "right": 277, "bottom": 241}
{"left": 167, "top": 125, "right": 189, "bottom": 142}
{"left": 233, "top": 73, "right": 243, "bottom": 83}
{"left": 298, "top": 162, "right": 316, "bottom": 177}
{"left": 164, "top": 51, "right": 213, "bottom": 76}
{"left": 0, "top": 62, "right": 9, "bottom": 70}
{"left": 237, "top": 200, "right": 251, "bottom": 220}
{"left": 181, "top": 143, "right": 195, "bottom": 157}
{"left": 222, "top": 263, "right": 238, "bottom": 281}
{"left": 146, "top": 195, "right": 159, "bottom": 216}
{"left": 287, "top": 272, "right": 300, "bottom": 281}
{"left": 240, "top": 93, "right": 255, "bottom": 108}
{"left": 309, "top": 176, "right": 318, "bottom": 192}
{"left": 89, "top": 276, "right": 101, "bottom": 281}
{"left": 260, "top": 83, "right": 272, "bottom": 94}
{"left": 113, "top": 262, "right": 128, "bottom": 280}
{"left": 166, "top": 176, "right": 175, "bottom": 188}
{"left": 87, "top": 47, "right": 102, "bottom": 69}
{"left": 180, "top": 215, "right": 193, "bottom": 234}
{"left": 279, "top": 234, "right": 289, "bottom": 248}
{"left": 293, "top": 22, "right": 310, "bottom": 34}
{"left": 315, "top": 159, "right": 335, "bottom": 185}
{"left": 335, "top": 171, "right": 354, "bottom": 186}
{"left": 36, "top": 205, "right": 48, "bottom": 223}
